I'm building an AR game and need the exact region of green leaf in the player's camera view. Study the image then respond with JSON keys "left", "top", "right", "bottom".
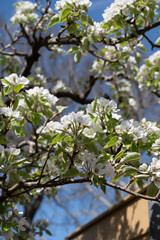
{"left": 50, "top": 133, "right": 64, "bottom": 145}
{"left": 85, "top": 142, "right": 99, "bottom": 155}
{"left": 13, "top": 96, "right": 19, "bottom": 111}
{"left": 74, "top": 51, "right": 82, "bottom": 63}
{"left": 66, "top": 47, "right": 78, "bottom": 55}
{"left": 60, "top": 8, "right": 71, "bottom": 20}
{"left": 92, "top": 175, "right": 99, "bottom": 188}
{"left": 104, "top": 136, "right": 118, "bottom": 149}
{"left": 9, "top": 171, "right": 20, "bottom": 183}
{"left": 82, "top": 5, "right": 88, "bottom": 12}
{"left": 147, "top": 182, "right": 158, "bottom": 197}
{"left": 14, "top": 84, "right": 23, "bottom": 93}
{"left": 0, "top": 203, "right": 6, "bottom": 214}
{"left": 115, "top": 150, "right": 126, "bottom": 160}
{"left": 48, "top": 14, "right": 60, "bottom": 27}
{"left": 2, "top": 222, "right": 12, "bottom": 232}
{"left": 4, "top": 86, "right": 13, "bottom": 95}
{"left": 1, "top": 79, "right": 11, "bottom": 86}
{"left": 80, "top": 14, "right": 88, "bottom": 24}
{"left": 82, "top": 37, "right": 90, "bottom": 50}
{"left": 12, "top": 222, "right": 19, "bottom": 232}
{"left": 45, "top": 229, "right": 52, "bottom": 236}
{"left": 63, "top": 168, "right": 80, "bottom": 178}
{"left": 155, "top": 37, "right": 160, "bottom": 45}
{"left": 12, "top": 126, "right": 25, "bottom": 137}
{"left": 121, "top": 152, "right": 140, "bottom": 163}
{"left": 112, "top": 172, "right": 124, "bottom": 182}
{"left": 24, "top": 95, "right": 34, "bottom": 108}
{"left": 17, "top": 170, "right": 30, "bottom": 178}
{"left": 80, "top": 15, "right": 94, "bottom": 26}
{"left": 87, "top": 16, "right": 94, "bottom": 26}
{"left": 93, "top": 97, "right": 97, "bottom": 112}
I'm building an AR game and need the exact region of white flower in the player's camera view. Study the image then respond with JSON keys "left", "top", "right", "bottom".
{"left": 11, "top": 1, "right": 38, "bottom": 24}
{"left": 18, "top": 218, "right": 30, "bottom": 231}
{"left": 8, "top": 211, "right": 13, "bottom": 218}
{"left": 87, "top": 98, "right": 119, "bottom": 114}
{"left": 150, "top": 157, "right": 160, "bottom": 172}
{"left": 5, "top": 148, "right": 21, "bottom": 156}
{"left": 103, "top": 0, "right": 135, "bottom": 22}
{"left": 152, "top": 139, "right": 160, "bottom": 149}
{"left": 55, "top": 0, "right": 92, "bottom": 11}
{"left": 40, "top": 121, "right": 63, "bottom": 134}
{"left": 52, "top": 80, "right": 65, "bottom": 91}
{"left": 117, "top": 79, "right": 132, "bottom": 93}
{"left": 83, "top": 127, "right": 96, "bottom": 138}
{"left": 98, "top": 97, "right": 110, "bottom": 107}
{"left": 26, "top": 86, "right": 58, "bottom": 105}
{"left": 93, "top": 161, "right": 115, "bottom": 177}
{"left": 129, "top": 98, "right": 138, "bottom": 110}
{"left": 61, "top": 111, "right": 92, "bottom": 128}
{"left": 79, "top": 150, "right": 97, "bottom": 166}
{"left": 2, "top": 73, "right": 29, "bottom": 87}
{"left": 139, "top": 163, "right": 149, "bottom": 173}
{"left": 0, "top": 107, "right": 23, "bottom": 121}
{"left": 108, "top": 100, "right": 119, "bottom": 112}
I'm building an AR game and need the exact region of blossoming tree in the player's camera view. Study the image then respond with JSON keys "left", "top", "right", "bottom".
{"left": 0, "top": 0, "right": 160, "bottom": 238}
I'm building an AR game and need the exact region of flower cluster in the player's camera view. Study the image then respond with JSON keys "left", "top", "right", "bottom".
{"left": 78, "top": 150, "right": 115, "bottom": 178}
{"left": 137, "top": 51, "right": 160, "bottom": 90}
{"left": 87, "top": 97, "right": 119, "bottom": 114}
{"left": 116, "top": 118, "right": 160, "bottom": 142}
{"left": 0, "top": 207, "right": 30, "bottom": 240}
{"left": 139, "top": 157, "right": 160, "bottom": 188}
{"left": 0, "top": 107, "right": 23, "bottom": 121}
{"left": 55, "top": 0, "right": 92, "bottom": 11}
{"left": 102, "top": 0, "right": 135, "bottom": 22}
{"left": 82, "top": 21, "right": 107, "bottom": 44}
{"left": 26, "top": 86, "right": 58, "bottom": 106}
{"left": 2, "top": 73, "right": 29, "bottom": 88}
{"left": 11, "top": 1, "right": 38, "bottom": 25}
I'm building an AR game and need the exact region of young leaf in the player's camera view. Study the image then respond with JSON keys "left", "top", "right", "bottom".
{"left": 74, "top": 51, "right": 82, "bottom": 63}
{"left": 147, "top": 182, "right": 158, "bottom": 197}
{"left": 48, "top": 14, "right": 60, "bottom": 27}
{"left": 66, "top": 47, "right": 78, "bottom": 55}
{"left": 60, "top": 8, "right": 71, "bottom": 20}
{"left": 121, "top": 152, "right": 140, "bottom": 163}
{"left": 63, "top": 168, "right": 80, "bottom": 178}
{"left": 104, "top": 136, "right": 118, "bottom": 149}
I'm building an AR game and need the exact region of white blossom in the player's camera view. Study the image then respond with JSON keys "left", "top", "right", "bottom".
{"left": 2, "top": 73, "right": 29, "bottom": 87}
{"left": 83, "top": 127, "right": 96, "bottom": 138}
{"left": 5, "top": 148, "right": 21, "bottom": 156}
{"left": 139, "top": 163, "right": 149, "bottom": 173}
{"left": 52, "top": 80, "right": 65, "bottom": 91}
{"left": 55, "top": 0, "right": 92, "bottom": 11}
{"left": 18, "top": 217, "right": 30, "bottom": 231}
{"left": 39, "top": 121, "right": 63, "bottom": 134}
{"left": 11, "top": 1, "right": 38, "bottom": 24}
{"left": 150, "top": 157, "right": 160, "bottom": 172}
{"left": 26, "top": 86, "right": 58, "bottom": 105}
{"left": 0, "top": 107, "right": 23, "bottom": 121}
{"left": 61, "top": 111, "right": 92, "bottom": 128}
{"left": 103, "top": 0, "right": 135, "bottom": 22}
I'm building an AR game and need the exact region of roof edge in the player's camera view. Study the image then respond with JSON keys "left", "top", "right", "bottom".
{"left": 65, "top": 186, "right": 147, "bottom": 239}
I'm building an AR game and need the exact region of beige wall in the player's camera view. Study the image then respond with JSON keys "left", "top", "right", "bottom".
{"left": 66, "top": 197, "right": 150, "bottom": 240}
